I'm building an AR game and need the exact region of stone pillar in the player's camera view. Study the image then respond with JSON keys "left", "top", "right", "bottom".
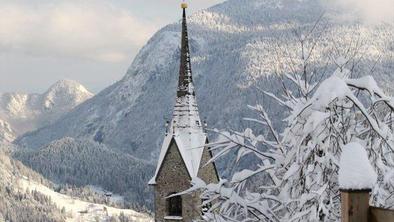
{"left": 340, "top": 189, "right": 371, "bottom": 222}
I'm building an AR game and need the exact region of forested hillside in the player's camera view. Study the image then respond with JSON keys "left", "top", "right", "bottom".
{"left": 14, "top": 138, "right": 155, "bottom": 209}
{"left": 0, "top": 148, "right": 65, "bottom": 222}
{"left": 0, "top": 143, "right": 153, "bottom": 221}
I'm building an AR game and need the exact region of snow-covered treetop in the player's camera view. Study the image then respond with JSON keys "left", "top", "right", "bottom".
{"left": 339, "top": 142, "right": 377, "bottom": 190}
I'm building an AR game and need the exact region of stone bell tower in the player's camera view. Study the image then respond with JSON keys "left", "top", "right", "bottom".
{"left": 148, "top": 2, "right": 219, "bottom": 222}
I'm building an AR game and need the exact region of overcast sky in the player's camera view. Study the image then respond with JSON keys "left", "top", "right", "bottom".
{"left": 0, "top": 0, "right": 392, "bottom": 93}
{"left": 0, "top": 0, "right": 225, "bottom": 93}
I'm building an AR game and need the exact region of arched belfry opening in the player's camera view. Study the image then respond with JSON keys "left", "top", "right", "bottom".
{"left": 148, "top": 2, "right": 219, "bottom": 222}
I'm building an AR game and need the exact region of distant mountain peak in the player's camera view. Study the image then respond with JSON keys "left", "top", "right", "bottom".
{"left": 46, "top": 79, "right": 92, "bottom": 96}
{"left": 0, "top": 79, "right": 93, "bottom": 142}
{"left": 42, "top": 79, "right": 93, "bottom": 110}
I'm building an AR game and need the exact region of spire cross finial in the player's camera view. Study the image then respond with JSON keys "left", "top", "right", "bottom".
{"left": 181, "top": 1, "right": 188, "bottom": 9}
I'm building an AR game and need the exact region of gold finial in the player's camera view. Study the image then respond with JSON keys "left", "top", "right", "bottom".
{"left": 181, "top": 2, "right": 188, "bottom": 9}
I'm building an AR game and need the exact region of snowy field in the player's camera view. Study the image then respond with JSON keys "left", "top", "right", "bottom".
{"left": 18, "top": 178, "right": 153, "bottom": 222}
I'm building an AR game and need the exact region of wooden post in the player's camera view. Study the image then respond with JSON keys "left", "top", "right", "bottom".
{"left": 340, "top": 189, "right": 371, "bottom": 222}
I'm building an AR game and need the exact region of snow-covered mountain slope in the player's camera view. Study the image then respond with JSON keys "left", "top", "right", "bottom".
{"left": 0, "top": 119, "right": 15, "bottom": 142}
{"left": 0, "top": 80, "right": 93, "bottom": 142}
{"left": 16, "top": 0, "right": 394, "bottom": 164}
{"left": 14, "top": 137, "right": 155, "bottom": 208}
{"left": 0, "top": 147, "right": 64, "bottom": 221}
{"left": 0, "top": 146, "right": 152, "bottom": 222}
{"left": 18, "top": 179, "right": 153, "bottom": 222}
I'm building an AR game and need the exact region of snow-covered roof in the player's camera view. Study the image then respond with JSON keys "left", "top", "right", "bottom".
{"left": 149, "top": 90, "right": 207, "bottom": 185}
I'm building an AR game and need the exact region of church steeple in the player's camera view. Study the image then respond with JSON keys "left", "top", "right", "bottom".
{"left": 150, "top": 2, "right": 206, "bottom": 185}
{"left": 171, "top": 3, "right": 202, "bottom": 135}
{"left": 178, "top": 2, "right": 194, "bottom": 97}
{"left": 149, "top": 4, "right": 219, "bottom": 221}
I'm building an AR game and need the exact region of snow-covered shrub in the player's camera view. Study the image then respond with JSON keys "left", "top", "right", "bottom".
{"left": 191, "top": 64, "right": 394, "bottom": 221}
{"left": 186, "top": 21, "right": 394, "bottom": 220}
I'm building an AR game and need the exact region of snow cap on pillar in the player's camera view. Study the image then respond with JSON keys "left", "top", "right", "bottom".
{"left": 338, "top": 142, "right": 377, "bottom": 190}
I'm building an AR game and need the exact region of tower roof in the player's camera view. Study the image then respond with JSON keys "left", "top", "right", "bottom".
{"left": 177, "top": 4, "right": 194, "bottom": 97}
{"left": 149, "top": 4, "right": 207, "bottom": 185}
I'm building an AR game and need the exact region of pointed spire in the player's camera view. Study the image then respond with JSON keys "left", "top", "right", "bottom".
{"left": 149, "top": 2, "right": 207, "bottom": 185}
{"left": 170, "top": 2, "right": 203, "bottom": 135}
{"left": 177, "top": 2, "right": 194, "bottom": 97}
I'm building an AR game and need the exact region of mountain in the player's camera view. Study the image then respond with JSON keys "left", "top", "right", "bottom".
{"left": 15, "top": 0, "right": 393, "bottom": 190}
{"left": 14, "top": 137, "right": 155, "bottom": 208}
{"left": 17, "top": 0, "right": 393, "bottom": 159}
{"left": 0, "top": 80, "right": 93, "bottom": 143}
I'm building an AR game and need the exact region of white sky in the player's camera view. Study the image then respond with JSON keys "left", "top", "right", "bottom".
{"left": 0, "top": 0, "right": 225, "bottom": 93}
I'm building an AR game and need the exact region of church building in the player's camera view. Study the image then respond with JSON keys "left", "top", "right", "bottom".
{"left": 148, "top": 3, "right": 219, "bottom": 222}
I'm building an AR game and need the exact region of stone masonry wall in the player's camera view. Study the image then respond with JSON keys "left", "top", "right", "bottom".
{"left": 154, "top": 139, "right": 200, "bottom": 222}
{"left": 198, "top": 144, "right": 219, "bottom": 185}
{"left": 154, "top": 138, "right": 219, "bottom": 222}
